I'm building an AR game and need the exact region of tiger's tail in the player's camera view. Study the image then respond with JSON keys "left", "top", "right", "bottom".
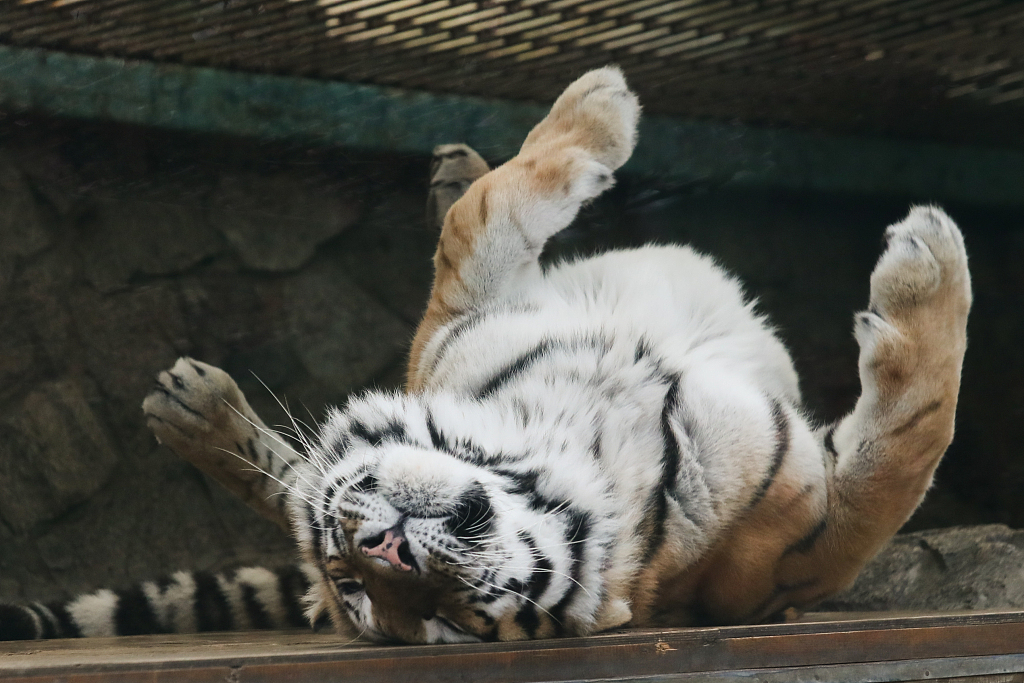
{"left": 0, "top": 564, "right": 316, "bottom": 641}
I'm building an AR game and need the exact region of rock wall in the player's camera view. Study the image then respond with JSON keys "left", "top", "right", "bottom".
{"left": 824, "top": 525, "right": 1024, "bottom": 612}
{"left": 0, "top": 113, "right": 1022, "bottom": 605}
{"left": 0, "top": 116, "right": 433, "bottom": 603}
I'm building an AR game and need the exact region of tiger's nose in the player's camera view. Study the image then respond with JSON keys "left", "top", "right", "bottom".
{"left": 360, "top": 523, "right": 418, "bottom": 572}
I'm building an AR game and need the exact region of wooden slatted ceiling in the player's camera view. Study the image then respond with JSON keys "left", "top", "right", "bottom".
{"left": 2, "top": 0, "right": 1023, "bottom": 145}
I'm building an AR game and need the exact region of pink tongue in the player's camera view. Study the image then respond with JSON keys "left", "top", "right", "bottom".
{"left": 362, "top": 529, "right": 413, "bottom": 571}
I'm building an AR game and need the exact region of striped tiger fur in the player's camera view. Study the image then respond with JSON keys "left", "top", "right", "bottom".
{"left": 0, "top": 565, "right": 314, "bottom": 641}
{"left": 0, "top": 67, "right": 971, "bottom": 643}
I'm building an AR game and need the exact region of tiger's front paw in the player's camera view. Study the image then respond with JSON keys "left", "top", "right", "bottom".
{"left": 143, "top": 358, "right": 298, "bottom": 530}
{"left": 142, "top": 357, "right": 257, "bottom": 456}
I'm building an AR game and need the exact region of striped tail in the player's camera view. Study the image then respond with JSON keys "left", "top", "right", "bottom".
{"left": 0, "top": 564, "right": 317, "bottom": 641}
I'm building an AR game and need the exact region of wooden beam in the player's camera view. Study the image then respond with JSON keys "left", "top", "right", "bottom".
{"left": 2, "top": 611, "right": 1024, "bottom": 682}
{"left": 2, "top": 44, "right": 1024, "bottom": 206}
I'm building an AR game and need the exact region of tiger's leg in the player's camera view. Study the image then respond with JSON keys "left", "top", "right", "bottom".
{"left": 425, "top": 144, "right": 490, "bottom": 233}
{"left": 407, "top": 67, "right": 640, "bottom": 390}
{"left": 772, "top": 206, "right": 971, "bottom": 613}
{"left": 140, "top": 149, "right": 490, "bottom": 524}
{"left": 142, "top": 358, "right": 303, "bottom": 532}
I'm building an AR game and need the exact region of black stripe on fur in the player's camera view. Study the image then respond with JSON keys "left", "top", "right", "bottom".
{"left": 634, "top": 337, "right": 653, "bottom": 363}
{"left": 823, "top": 424, "right": 839, "bottom": 466}
{"left": 425, "top": 412, "right": 451, "bottom": 452}
{"left": 641, "top": 377, "right": 683, "bottom": 563}
{"left": 430, "top": 311, "right": 487, "bottom": 373}
{"left": 424, "top": 413, "right": 494, "bottom": 462}
{"left": 321, "top": 476, "right": 343, "bottom": 519}
{"left": 278, "top": 565, "right": 312, "bottom": 628}
{"left": 306, "top": 503, "right": 324, "bottom": 566}
{"left": 114, "top": 586, "right": 164, "bottom": 636}
{"left": 428, "top": 303, "right": 544, "bottom": 376}
{"left": 327, "top": 432, "right": 351, "bottom": 462}
{"left": 513, "top": 603, "right": 541, "bottom": 638}
{"left": 245, "top": 438, "right": 260, "bottom": 463}
{"left": 471, "top": 583, "right": 503, "bottom": 605}
{"left": 351, "top": 472, "right": 379, "bottom": 494}
{"left": 349, "top": 420, "right": 409, "bottom": 447}
{"left": 513, "top": 533, "right": 550, "bottom": 638}
{"left": 193, "top": 571, "right": 233, "bottom": 632}
{"left": 0, "top": 605, "right": 40, "bottom": 641}
{"left": 241, "top": 584, "right": 273, "bottom": 630}
{"left": 548, "top": 510, "right": 590, "bottom": 633}
{"left": 747, "top": 399, "right": 789, "bottom": 509}
{"left": 497, "top": 468, "right": 573, "bottom": 516}
{"left": 48, "top": 601, "right": 81, "bottom": 638}
{"left": 25, "top": 604, "right": 58, "bottom": 639}
{"left": 522, "top": 535, "right": 553, "bottom": 603}
{"left": 473, "top": 608, "right": 496, "bottom": 626}
{"left": 889, "top": 399, "right": 943, "bottom": 437}
{"left": 476, "top": 340, "right": 554, "bottom": 399}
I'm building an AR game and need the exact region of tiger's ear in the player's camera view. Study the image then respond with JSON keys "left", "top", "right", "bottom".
{"left": 426, "top": 144, "right": 490, "bottom": 234}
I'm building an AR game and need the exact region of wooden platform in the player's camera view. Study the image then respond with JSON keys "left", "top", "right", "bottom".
{"left": 2, "top": 611, "right": 1023, "bottom": 683}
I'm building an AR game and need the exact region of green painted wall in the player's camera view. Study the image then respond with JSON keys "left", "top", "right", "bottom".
{"left": 1, "top": 44, "right": 1022, "bottom": 205}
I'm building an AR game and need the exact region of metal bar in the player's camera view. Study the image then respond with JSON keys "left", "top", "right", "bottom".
{"left": 1, "top": 44, "right": 1024, "bottom": 206}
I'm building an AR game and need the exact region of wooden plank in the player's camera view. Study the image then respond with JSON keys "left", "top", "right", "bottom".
{"left": 2, "top": 611, "right": 1024, "bottom": 683}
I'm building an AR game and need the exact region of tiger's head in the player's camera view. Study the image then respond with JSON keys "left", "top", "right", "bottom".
{"left": 288, "top": 392, "right": 617, "bottom": 643}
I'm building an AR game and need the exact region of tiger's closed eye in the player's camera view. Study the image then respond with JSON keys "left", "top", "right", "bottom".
{"left": 336, "top": 579, "right": 364, "bottom": 595}
{"left": 351, "top": 473, "right": 378, "bottom": 493}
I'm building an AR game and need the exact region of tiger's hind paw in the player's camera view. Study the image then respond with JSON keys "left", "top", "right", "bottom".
{"left": 521, "top": 66, "right": 640, "bottom": 171}
{"left": 868, "top": 205, "right": 970, "bottom": 318}
{"left": 852, "top": 205, "right": 970, "bottom": 439}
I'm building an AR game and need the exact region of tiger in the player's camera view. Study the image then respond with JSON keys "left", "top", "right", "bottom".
{"left": 0, "top": 66, "right": 971, "bottom": 643}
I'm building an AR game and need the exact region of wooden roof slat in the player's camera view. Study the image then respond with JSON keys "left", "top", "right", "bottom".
{"left": 654, "top": 0, "right": 733, "bottom": 25}
{"left": 436, "top": 6, "right": 504, "bottom": 29}
{"left": 492, "top": 13, "right": 564, "bottom": 37}
{"left": 3, "top": 0, "right": 1023, "bottom": 150}
{"left": 322, "top": 0, "right": 394, "bottom": 16}
{"left": 355, "top": 0, "right": 425, "bottom": 20}
{"left": 603, "top": 26, "right": 671, "bottom": 50}
{"left": 467, "top": 9, "right": 533, "bottom": 32}
{"left": 411, "top": 3, "right": 479, "bottom": 26}
{"left": 13, "top": 0, "right": 249, "bottom": 46}
{"left": 991, "top": 87, "right": 1024, "bottom": 103}
{"left": 521, "top": 17, "right": 588, "bottom": 40}
{"left": 624, "top": 27, "right": 698, "bottom": 53}
{"left": 574, "top": 22, "right": 645, "bottom": 47}
{"left": 603, "top": 0, "right": 670, "bottom": 19}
